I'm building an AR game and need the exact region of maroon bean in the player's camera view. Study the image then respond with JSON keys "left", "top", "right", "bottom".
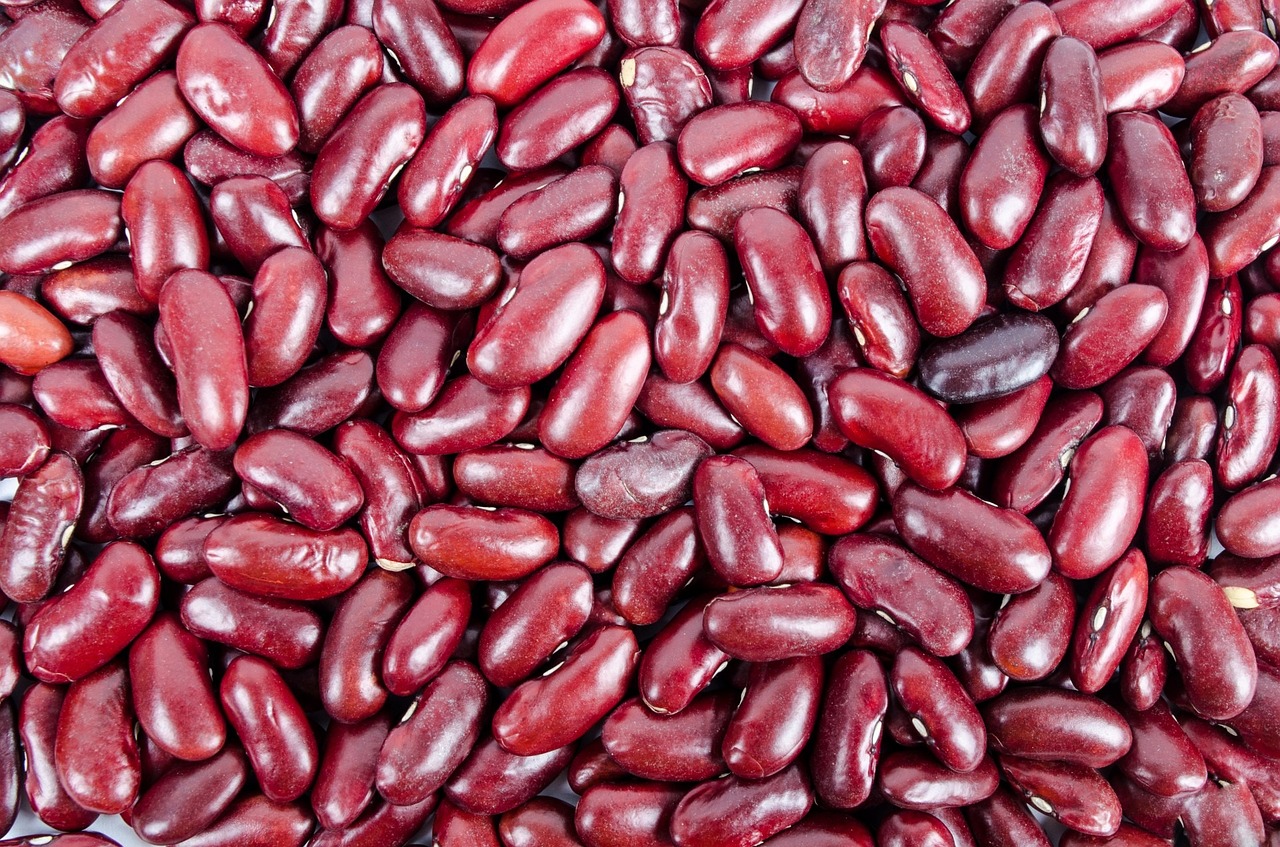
{"left": 830, "top": 369, "right": 966, "bottom": 490}
{"left": 619, "top": 47, "right": 714, "bottom": 147}
{"left": 677, "top": 102, "right": 801, "bottom": 187}
{"left": 1062, "top": 549, "right": 1149, "bottom": 698}
{"left": 1186, "top": 275, "right": 1244, "bottom": 393}
{"left": 436, "top": 799, "right": 501, "bottom": 847}
{"left": 1107, "top": 112, "right": 1197, "bottom": 250}
{"left": 539, "top": 310, "right": 651, "bottom": 459}
{"left": 85, "top": 71, "right": 197, "bottom": 188}
{"left": 220, "top": 655, "right": 318, "bottom": 802}
{"left": 492, "top": 624, "right": 637, "bottom": 755}
{"left": 249, "top": 349, "right": 377, "bottom": 436}
{"left": 954, "top": 377, "right": 1051, "bottom": 461}
{"left": 468, "top": 242, "right": 605, "bottom": 388}
{"left": 0, "top": 404, "right": 49, "bottom": 477}
{"left": 372, "top": 0, "right": 464, "bottom": 105}
{"left": 0, "top": 452, "right": 82, "bottom": 602}
{"left": 181, "top": 577, "right": 323, "bottom": 669}
{"left": 685, "top": 165, "right": 802, "bottom": 240}
{"left": 878, "top": 750, "right": 1000, "bottom": 810}
{"left": 1062, "top": 192, "right": 1139, "bottom": 319}
{"left": 1150, "top": 566, "right": 1258, "bottom": 720}
{"left": 693, "top": 455, "right": 785, "bottom": 586}
{"left": 572, "top": 430, "right": 707, "bottom": 521}
{"left": 129, "top": 611, "right": 224, "bottom": 766}
{"left": 315, "top": 223, "right": 401, "bottom": 349}
{"left": 174, "top": 794, "right": 312, "bottom": 847}
{"left": 0, "top": 4, "right": 91, "bottom": 114}
{"left": 602, "top": 693, "right": 731, "bottom": 782}
{"left": 879, "top": 810, "right": 959, "bottom": 847}
{"left": 791, "top": 0, "right": 882, "bottom": 91}
{"left": 1182, "top": 778, "right": 1267, "bottom": 847}
{"left": 1183, "top": 715, "right": 1280, "bottom": 822}
{"left": 704, "top": 585, "right": 855, "bottom": 662}
{"left": 919, "top": 312, "right": 1060, "bottom": 404}
{"left": 797, "top": 142, "right": 868, "bottom": 275}
{"left": 446, "top": 735, "right": 575, "bottom": 815}
{"left": 56, "top": 661, "right": 140, "bottom": 814}
{"left": 19, "top": 683, "right": 96, "bottom": 832}
{"left": 1051, "top": 0, "right": 1181, "bottom": 47}
{"left": 1218, "top": 477, "right": 1280, "bottom": 559}
{"left": 851, "top": 106, "right": 925, "bottom": 192}
{"left": 466, "top": 0, "right": 606, "bottom": 107}
{"left": 0, "top": 189, "right": 120, "bottom": 275}
{"left": 733, "top": 207, "right": 830, "bottom": 356}
{"left": 1170, "top": 29, "right": 1280, "bottom": 118}
{"left": 1098, "top": 41, "right": 1185, "bottom": 114}
{"left": 965, "top": 3, "right": 1062, "bottom": 128}
{"left": 805, "top": 650, "right": 888, "bottom": 810}
{"left": 998, "top": 755, "right": 1122, "bottom": 837}
{"left": 320, "top": 570, "right": 415, "bottom": 725}
{"left": 892, "top": 646, "right": 986, "bottom": 772}
{"left": 1003, "top": 172, "right": 1105, "bottom": 312}
{"left": 375, "top": 661, "right": 487, "bottom": 806}
{"left": 40, "top": 259, "right": 149, "bottom": 330}
{"left": 708, "top": 343, "right": 812, "bottom": 451}
{"left": 651, "top": 231, "right": 727, "bottom": 383}
{"left": 0, "top": 113, "right": 90, "bottom": 223}
{"left": 1217, "top": 343, "right": 1280, "bottom": 491}
{"left": 693, "top": 0, "right": 804, "bottom": 71}
{"left": 1116, "top": 699, "right": 1207, "bottom": 797}
{"left": 204, "top": 513, "right": 366, "bottom": 601}
{"left": 865, "top": 186, "right": 985, "bottom": 337}
{"left": 1054, "top": 285, "right": 1169, "bottom": 391}
{"left": 1036, "top": 36, "right": 1108, "bottom": 176}
{"left": 495, "top": 796, "right": 579, "bottom": 847}
{"left": 242, "top": 247, "right": 326, "bottom": 388}
{"left": 121, "top": 156, "right": 206, "bottom": 301}
{"left": 721, "top": 656, "right": 822, "bottom": 779}
{"left": 185, "top": 130, "right": 311, "bottom": 206}
{"left": 989, "top": 570, "right": 1075, "bottom": 679}
{"left": 983, "top": 687, "right": 1131, "bottom": 769}
{"left": 106, "top": 444, "right": 235, "bottom": 539}
{"left": 393, "top": 375, "right": 530, "bottom": 456}
{"left": 498, "top": 166, "right": 616, "bottom": 258}
{"left": 575, "top": 781, "right": 685, "bottom": 847}
{"left": 288, "top": 26, "right": 383, "bottom": 153}
{"left": 408, "top": 504, "right": 558, "bottom": 581}
{"left": 829, "top": 534, "right": 974, "bottom": 657}
{"left": 1133, "top": 240, "right": 1210, "bottom": 369}
{"left": 476, "top": 562, "right": 590, "bottom": 687}
{"left": 880, "top": 21, "right": 970, "bottom": 134}
{"left": 961, "top": 105, "right": 1050, "bottom": 250}
{"left": 24, "top": 541, "right": 158, "bottom": 683}
{"left": 497, "top": 68, "right": 620, "bottom": 170}
{"left": 639, "top": 597, "right": 729, "bottom": 716}
{"left": 377, "top": 578, "right": 469, "bottom": 697}
{"left": 1190, "top": 93, "right": 1264, "bottom": 214}
{"left": 91, "top": 313, "right": 183, "bottom": 439}
{"left": 311, "top": 84, "right": 426, "bottom": 231}
{"left": 669, "top": 763, "right": 812, "bottom": 847}
{"left": 132, "top": 745, "right": 248, "bottom": 844}
{"left": 176, "top": 23, "right": 299, "bottom": 157}
{"left": 835, "top": 262, "right": 918, "bottom": 378}
{"left": 235, "top": 429, "right": 364, "bottom": 532}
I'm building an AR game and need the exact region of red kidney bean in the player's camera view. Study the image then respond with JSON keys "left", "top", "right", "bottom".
{"left": 453, "top": 445, "right": 577, "bottom": 513}
{"left": 385, "top": 230, "right": 502, "bottom": 315}
{"left": 393, "top": 375, "right": 530, "bottom": 457}
{"left": 835, "top": 262, "right": 918, "bottom": 378}
{"left": 865, "top": 186, "right": 984, "bottom": 337}
{"left": 153, "top": 515, "right": 222, "bottom": 583}
{"left": 1218, "top": 477, "right": 1280, "bottom": 558}
{"left": 467, "top": 242, "right": 605, "bottom": 388}
{"left": 1133, "top": 241, "right": 1209, "bottom": 369}
{"left": 173, "top": 794, "right": 312, "bottom": 847}
{"left": 92, "top": 311, "right": 184, "bottom": 437}
{"left": 1051, "top": 0, "right": 1181, "bottom": 47}
{"left": 879, "top": 810, "right": 962, "bottom": 847}
{"left": 640, "top": 596, "right": 729, "bottom": 716}
{"left": 830, "top": 369, "right": 966, "bottom": 490}
{"left": 1061, "top": 192, "right": 1139, "bottom": 320}
{"left": 965, "top": 3, "right": 1061, "bottom": 128}
{"left": 851, "top": 106, "right": 925, "bottom": 192}
{"left": 445, "top": 164, "right": 569, "bottom": 246}
{"left": 895, "top": 481, "right": 1052, "bottom": 594}
{"left": 1003, "top": 173, "right": 1105, "bottom": 311}
{"left": 708, "top": 343, "right": 812, "bottom": 451}
{"left": 491, "top": 624, "right": 637, "bottom": 756}
{"left": 734, "top": 206, "right": 831, "bottom": 357}
{"left": 602, "top": 143, "right": 683, "bottom": 286}
{"left": 242, "top": 247, "right": 326, "bottom": 387}
{"left": 797, "top": 142, "right": 867, "bottom": 275}
{"left": 499, "top": 166, "right": 617, "bottom": 257}
{"left": 466, "top": 0, "right": 605, "bottom": 107}
{"left": 0, "top": 189, "right": 120, "bottom": 275}
{"left": 1183, "top": 715, "right": 1280, "bottom": 822}
{"left": 1115, "top": 699, "right": 1207, "bottom": 797}
{"left": 693, "top": 0, "right": 803, "bottom": 71}
{"left": 561, "top": 509, "right": 641, "bottom": 577}
{"left": 234, "top": 429, "right": 364, "bottom": 532}
{"left": 249, "top": 348, "right": 377, "bottom": 436}
{"left": 372, "top": 0, "right": 464, "bottom": 105}
{"left": 1119, "top": 621, "right": 1169, "bottom": 713}
{"left": 204, "top": 513, "right": 367, "bottom": 601}
{"left": 961, "top": 105, "right": 1050, "bottom": 250}
{"left": 704, "top": 584, "right": 854, "bottom": 662}
{"left": 878, "top": 750, "right": 1000, "bottom": 810}
{"left": 1063, "top": 550, "right": 1148, "bottom": 698}
{"left": 1229, "top": 658, "right": 1280, "bottom": 761}
{"left": 791, "top": 0, "right": 882, "bottom": 92}
{"left": 184, "top": 130, "right": 311, "bottom": 206}
{"left": 23, "top": 541, "right": 157, "bottom": 684}
{"left": 105, "top": 443, "right": 235, "bottom": 539}
{"left": 40, "top": 260, "right": 150, "bottom": 332}
{"left": 1190, "top": 93, "right": 1264, "bottom": 213}
{"left": 1149, "top": 566, "right": 1257, "bottom": 720}
{"left": 315, "top": 223, "right": 401, "bottom": 349}
{"left": 1217, "top": 343, "right": 1280, "bottom": 491}
{"left": 409, "top": 505, "right": 558, "bottom": 582}
{"left": 56, "top": 660, "right": 140, "bottom": 814}
{"left": 158, "top": 269, "right": 248, "bottom": 451}
{"left": 1099, "top": 367, "right": 1175, "bottom": 459}
{"left": 721, "top": 656, "right": 821, "bottom": 780}
{"left": 131, "top": 745, "right": 248, "bottom": 843}
{"left": 737, "top": 447, "right": 876, "bottom": 535}
{"left": 1186, "top": 275, "right": 1244, "bottom": 393}
{"left": 288, "top": 26, "right": 383, "bottom": 153}
{"left": 0, "top": 113, "right": 90, "bottom": 223}
{"left": 954, "top": 376, "right": 1052, "bottom": 461}
{"left": 436, "top": 798, "right": 501, "bottom": 847}
{"left": 693, "top": 454, "right": 785, "bottom": 586}
{"left": 308, "top": 795, "right": 436, "bottom": 846}
{"left": 1107, "top": 112, "right": 1197, "bottom": 250}
{"left": 998, "top": 755, "right": 1122, "bottom": 837}
{"left": 651, "top": 231, "right": 726, "bottom": 382}
{"left": 1182, "top": 778, "right": 1267, "bottom": 847}
{"left": 220, "top": 655, "right": 318, "bottom": 803}
{"left": 0, "top": 4, "right": 91, "bottom": 114}
{"left": 54, "top": 0, "right": 192, "bottom": 118}
{"left": 1098, "top": 41, "right": 1186, "bottom": 114}
{"left": 0, "top": 404, "right": 49, "bottom": 476}
{"left": 446, "top": 735, "right": 575, "bottom": 815}
{"left": 311, "top": 83, "right": 425, "bottom": 231}
{"left": 19, "top": 683, "right": 96, "bottom": 832}
{"left": 320, "top": 570, "right": 415, "bottom": 725}
{"left": 1166, "top": 396, "right": 1221, "bottom": 464}
{"left": 477, "top": 562, "right": 590, "bottom": 686}
{"left": 180, "top": 577, "right": 323, "bottom": 669}
{"left": 87, "top": 71, "right": 199, "bottom": 189}
{"left": 1170, "top": 30, "right": 1280, "bottom": 118}
{"left": 30, "top": 358, "right": 131, "bottom": 432}
{"left": 808, "top": 650, "right": 888, "bottom": 810}
{"left": 987, "top": 570, "right": 1076, "bottom": 680}
{"left": 377, "top": 578, "right": 469, "bottom": 698}
{"left": 497, "top": 68, "right": 620, "bottom": 170}
{"left": 619, "top": 47, "right": 713, "bottom": 147}
{"left": 176, "top": 23, "right": 299, "bottom": 157}
{"left": 496, "top": 796, "right": 579, "bottom": 847}
{"left": 539, "top": 309, "right": 650, "bottom": 458}
{"left": 128, "top": 609, "right": 224, "bottom": 763}
{"left": 0, "top": 452, "right": 82, "bottom": 603}
{"left": 1036, "top": 36, "right": 1108, "bottom": 176}
{"left": 209, "top": 180, "right": 307, "bottom": 276}
{"left": 1247, "top": 291, "right": 1280, "bottom": 354}
{"left": 892, "top": 646, "right": 986, "bottom": 772}
{"left": 375, "top": 661, "right": 487, "bottom": 806}
{"left": 685, "top": 164, "right": 802, "bottom": 241}
{"left": 928, "top": 0, "right": 1019, "bottom": 72}
{"left": 1144, "top": 460, "right": 1212, "bottom": 569}
{"left": 601, "top": 693, "right": 731, "bottom": 782}
{"left": 573, "top": 430, "right": 707, "bottom": 521}
{"left": 397, "top": 99, "right": 496, "bottom": 231}
{"left": 677, "top": 102, "right": 801, "bottom": 187}
{"left": 983, "top": 687, "right": 1131, "bottom": 769}
{"left": 669, "top": 763, "right": 811, "bottom": 847}
{"left": 880, "top": 21, "right": 970, "bottom": 135}
{"left": 575, "top": 780, "right": 686, "bottom": 847}
{"left": 1055, "top": 285, "right": 1169, "bottom": 391}
{"left": 607, "top": 510, "right": 698, "bottom": 625}
{"left": 830, "top": 534, "right": 974, "bottom": 657}
{"left": 637, "top": 373, "right": 747, "bottom": 452}
{"left": 1212, "top": 554, "right": 1280, "bottom": 612}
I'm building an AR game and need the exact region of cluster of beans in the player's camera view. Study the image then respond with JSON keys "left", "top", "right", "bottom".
{"left": 4, "top": 0, "right": 1280, "bottom": 845}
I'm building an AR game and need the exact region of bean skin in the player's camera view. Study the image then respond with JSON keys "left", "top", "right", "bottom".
{"left": 1107, "top": 112, "right": 1197, "bottom": 250}
{"left": 983, "top": 687, "right": 1132, "bottom": 768}
{"left": 1069, "top": 548, "right": 1149, "bottom": 694}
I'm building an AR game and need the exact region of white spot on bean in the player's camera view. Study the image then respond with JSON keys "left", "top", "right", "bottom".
{"left": 1092, "top": 604, "right": 1107, "bottom": 632}
{"left": 910, "top": 716, "right": 929, "bottom": 738}
{"left": 1029, "top": 795, "right": 1054, "bottom": 814}
{"left": 51, "top": 261, "right": 73, "bottom": 271}
{"left": 1223, "top": 405, "right": 1236, "bottom": 431}
{"left": 658, "top": 288, "right": 669, "bottom": 317}
{"left": 620, "top": 59, "right": 636, "bottom": 88}
{"left": 401, "top": 701, "right": 418, "bottom": 722}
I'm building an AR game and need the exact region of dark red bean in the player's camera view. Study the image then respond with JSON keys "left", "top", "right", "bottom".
{"left": 602, "top": 693, "right": 731, "bottom": 782}
{"left": 878, "top": 750, "right": 1000, "bottom": 810}
{"left": 1117, "top": 699, "right": 1207, "bottom": 797}
{"left": 497, "top": 68, "right": 620, "bottom": 170}
{"left": 1069, "top": 548, "right": 1149, "bottom": 694}
{"left": 175, "top": 794, "right": 312, "bottom": 847}
{"left": 987, "top": 570, "right": 1076, "bottom": 680}
{"left": 372, "top": 0, "right": 465, "bottom": 105}
{"left": 132, "top": 745, "right": 248, "bottom": 844}
{"left": 892, "top": 646, "right": 986, "bottom": 773}
{"left": 984, "top": 687, "right": 1131, "bottom": 768}
{"left": 677, "top": 102, "right": 801, "bottom": 187}
{"left": 1107, "top": 112, "right": 1197, "bottom": 250}
{"left": 918, "top": 313, "right": 1059, "bottom": 403}
{"left": 478, "top": 561, "right": 592, "bottom": 686}
{"left": 1217, "top": 343, "right": 1280, "bottom": 491}
{"left": 0, "top": 452, "right": 82, "bottom": 603}
{"left": 669, "top": 763, "right": 812, "bottom": 847}
{"left": 204, "top": 513, "right": 367, "bottom": 601}
{"left": 55, "top": 660, "right": 140, "bottom": 814}
{"left": 852, "top": 106, "right": 926, "bottom": 192}
{"left": 721, "top": 656, "right": 822, "bottom": 780}
{"left": 446, "top": 735, "right": 575, "bottom": 815}
{"left": 694, "top": 0, "right": 805, "bottom": 71}
{"left": 467, "top": 0, "right": 606, "bottom": 108}
{"left": 185, "top": 130, "right": 311, "bottom": 206}
{"left": 181, "top": 577, "right": 324, "bottom": 669}
{"left": 734, "top": 206, "right": 831, "bottom": 357}
{"left": 408, "top": 504, "right": 558, "bottom": 581}
{"left": 1003, "top": 173, "right": 1105, "bottom": 312}
{"left": 619, "top": 47, "right": 713, "bottom": 147}
{"left": 320, "top": 569, "right": 414, "bottom": 724}
{"left": 436, "top": 798, "right": 501, "bottom": 847}
{"left": 965, "top": 3, "right": 1062, "bottom": 128}
{"left": 576, "top": 781, "right": 685, "bottom": 847}
{"left": 704, "top": 584, "right": 855, "bottom": 662}
{"left": 220, "top": 655, "right": 318, "bottom": 803}
{"left": 19, "top": 683, "right": 96, "bottom": 832}
{"left": 998, "top": 755, "right": 1122, "bottom": 837}
{"left": 1050, "top": 0, "right": 1182, "bottom": 48}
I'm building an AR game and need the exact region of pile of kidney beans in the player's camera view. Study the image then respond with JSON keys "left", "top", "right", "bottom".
{"left": 5, "top": 0, "right": 1280, "bottom": 844}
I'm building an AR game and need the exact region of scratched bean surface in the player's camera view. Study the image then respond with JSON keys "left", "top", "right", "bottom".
{"left": 0, "top": 0, "right": 1278, "bottom": 845}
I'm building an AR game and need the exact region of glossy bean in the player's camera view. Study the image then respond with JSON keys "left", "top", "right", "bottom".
{"left": 55, "top": 661, "right": 140, "bottom": 814}
{"left": 180, "top": 577, "right": 324, "bottom": 669}
{"left": 220, "top": 655, "right": 318, "bottom": 802}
